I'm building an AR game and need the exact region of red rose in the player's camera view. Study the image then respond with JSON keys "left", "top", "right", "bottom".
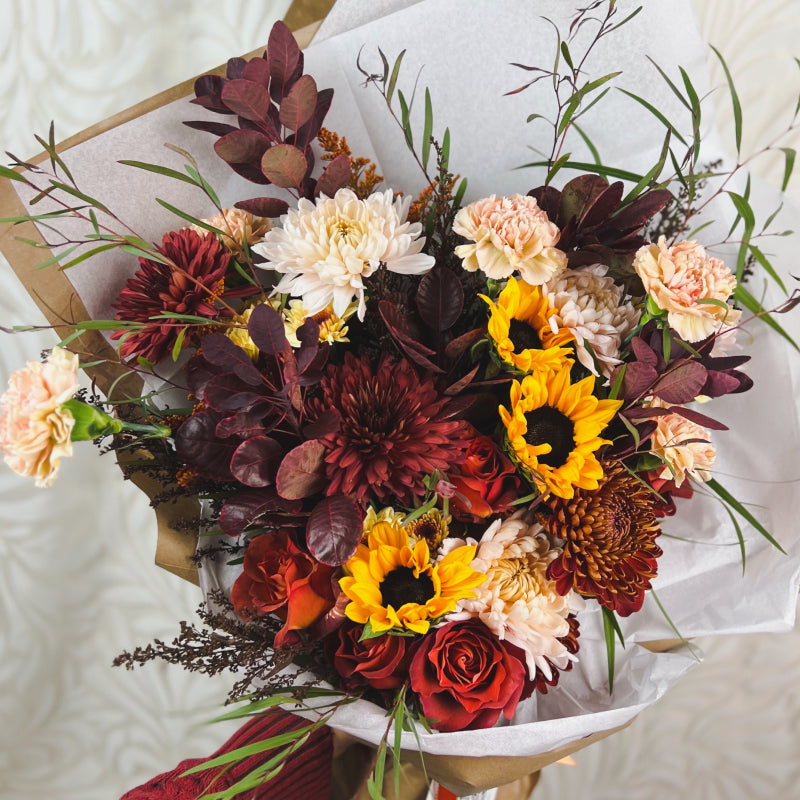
{"left": 450, "top": 434, "right": 522, "bottom": 520}
{"left": 409, "top": 619, "right": 526, "bottom": 732}
{"left": 231, "top": 532, "right": 338, "bottom": 648}
{"left": 327, "top": 620, "right": 411, "bottom": 692}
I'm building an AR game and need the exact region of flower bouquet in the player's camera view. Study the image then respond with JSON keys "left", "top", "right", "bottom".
{"left": 2, "top": 1, "right": 800, "bottom": 798}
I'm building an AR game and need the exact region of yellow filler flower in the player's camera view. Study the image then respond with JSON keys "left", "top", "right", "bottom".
{"left": 482, "top": 276, "right": 574, "bottom": 375}
{"left": 339, "top": 521, "right": 485, "bottom": 635}
{"left": 499, "top": 368, "right": 622, "bottom": 500}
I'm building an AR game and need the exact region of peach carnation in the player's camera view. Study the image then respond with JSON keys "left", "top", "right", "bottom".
{"left": 192, "top": 207, "right": 272, "bottom": 256}
{"left": 633, "top": 236, "right": 741, "bottom": 342}
{"left": 0, "top": 347, "right": 79, "bottom": 488}
{"left": 649, "top": 399, "right": 716, "bottom": 487}
{"left": 453, "top": 194, "right": 567, "bottom": 285}
{"left": 545, "top": 264, "right": 640, "bottom": 377}
{"left": 449, "top": 512, "right": 582, "bottom": 681}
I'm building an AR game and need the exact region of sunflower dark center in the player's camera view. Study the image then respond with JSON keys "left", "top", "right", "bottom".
{"left": 379, "top": 566, "right": 435, "bottom": 609}
{"left": 508, "top": 318, "right": 543, "bottom": 351}
{"left": 523, "top": 406, "right": 575, "bottom": 468}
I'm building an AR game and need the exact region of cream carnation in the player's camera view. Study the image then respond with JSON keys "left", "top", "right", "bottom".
{"left": 253, "top": 188, "right": 434, "bottom": 320}
{"left": 545, "top": 264, "right": 640, "bottom": 377}
{"left": 649, "top": 399, "right": 716, "bottom": 487}
{"left": 633, "top": 236, "right": 741, "bottom": 342}
{"left": 449, "top": 513, "right": 582, "bottom": 681}
{"left": 0, "top": 347, "right": 79, "bottom": 488}
{"left": 453, "top": 194, "right": 567, "bottom": 284}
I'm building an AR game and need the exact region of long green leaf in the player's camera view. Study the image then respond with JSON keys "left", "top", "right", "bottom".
{"left": 649, "top": 587, "right": 697, "bottom": 657}
{"left": 749, "top": 244, "right": 787, "bottom": 294}
{"left": 601, "top": 606, "right": 619, "bottom": 694}
{"left": 118, "top": 159, "right": 199, "bottom": 186}
{"left": 623, "top": 127, "right": 671, "bottom": 203}
{"left": 735, "top": 284, "right": 798, "bottom": 350}
{"left": 705, "top": 478, "right": 786, "bottom": 553}
{"left": 421, "top": 88, "right": 433, "bottom": 172}
{"left": 617, "top": 88, "right": 688, "bottom": 146}
{"left": 710, "top": 45, "right": 742, "bottom": 155}
{"left": 386, "top": 49, "right": 406, "bottom": 105}
{"left": 780, "top": 147, "right": 796, "bottom": 193}
{"left": 557, "top": 72, "right": 621, "bottom": 136}
{"left": 0, "top": 164, "right": 27, "bottom": 183}
{"left": 518, "top": 159, "right": 644, "bottom": 182}
{"left": 646, "top": 56, "right": 692, "bottom": 111}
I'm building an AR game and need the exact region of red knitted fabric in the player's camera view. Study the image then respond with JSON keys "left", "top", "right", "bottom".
{"left": 120, "top": 711, "right": 333, "bottom": 800}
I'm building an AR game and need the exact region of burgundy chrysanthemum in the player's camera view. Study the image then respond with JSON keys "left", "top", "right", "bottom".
{"left": 112, "top": 228, "right": 230, "bottom": 362}
{"left": 310, "top": 353, "right": 471, "bottom": 504}
{"left": 542, "top": 460, "right": 663, "bottom": 616}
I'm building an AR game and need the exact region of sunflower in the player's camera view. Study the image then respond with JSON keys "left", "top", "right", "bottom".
{"left": 482, "top": 276, "right": 574, "bottom": 375}
{"left": 339, "top": 521, "right": 485, "bottom": 635}
{"left": 499, "top": 368, "right": 621, "bottom": 500}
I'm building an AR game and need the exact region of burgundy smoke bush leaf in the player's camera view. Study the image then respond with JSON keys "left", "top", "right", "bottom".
{"left": 295, "top": 319, "right": 320, "bottom": 374}
{"left": 226, "top": 58, "right": 247, "bottom": 80}
{"left": 315, "top": 153, "right": 351, "bottom": 197}
{"left": 227, "top": 161, "right": 272, "bottom": 186}
{"left": 243, "top": 57, "right": 270, "bottom": 86}
{"left": 527, "top": 184, "right": 560, "bottom": 222}
{"left": 672, "top": 406, "right": 729, "bottom": 431}
{"left": 220, "top": 488, "right": 301, "bottom": 537}
{"left": 445, "top": 327, "right": 486, "bottom": 362}
{"left": 204, "top": 375, "right": 265, "bottom": 413}
{"left": 185, "top": 353, "right": 216, "bottom": 400}
{"left": 609, "top": 189, "right": 672, "bottom": 235}
{"left": 175, "top": 411, "right": 237, "bottom": 481}
{"left": 579, "top": 181, "right": 624, "bottom": 229}
{"left": 303, "top": 409, "right": 340, "bottom": 439}
{"left": 261, "top": 144, "right": 307, "bottom": 189}
{"left": 378, "top": 300, "right": 444, "bottom": 374}
{"left": 623, "top": 406, "right": 727, "bottom": 431}
{"left": 619, "top": 361, "right": 658, "bottom": 400}
{"left": 652, "top": 361, "right": 707, "bottom": 404}
{"left": 275, "top": 439, "right": 327, "bottom": 499}
{"left": 306, "top": 494, "right": 363, "bottom": 566}
{"left": 191, "top": 75, "right": 229, "bottom": 113}
{"left": 214, "top": 129, "right": 271, "bottom": 165}
{"left": 702, "top": 370, "right": 750, "bottom": 397}
{"left": 216, "top": 403, "right": 275, "bottom": 438}
{"left": 184, "top": 120, "right": 240, "bottom": 137}
{"left": 279, "top": 74, "right": 318, "bottom": 132}
{"left": 293, "top": 88, "right": 334, "bottom": 152}
{"left": 558, "top": 175, "right": 612, "bottom": 225}
{"left": 234, "top": 197, "right": 290, "bottom": 218}
{"left": 416, "top": 266, "right": 464, "bottom": 331}
{"left": 248, "top": 303, "right": 287, "bottom": 355}
{"left": 267, "top": 20, "right": 303, "bottom": 103}
{"left": 230, "top": 436, "right": 284, "bottom": 487}
{"left": 444, "top": 363, "right": 480, "bottom": 396}
{"left": 201, "top": 334, "right": 263, "bottom": 385}
{"left": 221, "top": 80, "right": 272, "bottom": 123}
{"left": 630, "top": 336, "right": 658, "bottom": 369}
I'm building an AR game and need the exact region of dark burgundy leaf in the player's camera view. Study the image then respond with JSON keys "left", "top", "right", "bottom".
{"left": 267, "top": 20, "right": 302, "bottom": 102}
{"left": 630, "top": 336, "right": 658, "bottom": 368}
{"left": 315, "top": 153, "right": 351, "bottom": 198}
{"left": 444, "top": 363, "right": 480, "bottom": 396}
{"left": 303, "top": 409, "right": 340, "bottom": 439}
{"left": 379, "top": 300, "right": 443, "bottom": 373}
{"left": 228, "top": 161, "right": 272, "bottom": 185}
{"left": 261, "top": 144, "right": 307, "bottom": 189}
{"left": 230, "top": 436, "right": 284, "bottom": 487}
{"left": 297, "top": 342, "right": 329, "bottom": 387}
{"left": 275, "top": 439, "right": 327, "bottom": 499}
{"left": 205, "top": 376, "right": 265, "bottom": 413}
{"left": 445, "top": 327, "right": 486, "bottom": 362}
{"left": 190, "top": 93, "right": 233, "bottom": 114}
{"left": 294, "top": 88, "right": 333, "bottom": 152}
{"left": 214, "top": 129, "right": 271, "bottom": 165}
{"left": 702, "top": 355, "right": 751, "bottom": 371}
{"left": 194, "top": 74, "right": 225, "bottom": 98}
{"left": 175, "top": 411, "right": 236, "bottom": 481}
{"left": 243, "top": 57, "right": 270, "bottom": 86}
{"left": 221, "top": 79, "right": 272, "bottom": 123}
{"left": 201, "top": 334, "right": 263, "bottom": 385}
{"left": 608, "top": 189, "right": 672, "bottom": 235}
{"left": 620, "top": 361, "right": 658, "bottom": 400}
{"left": 227, "top": 58, "right": 247, "bottom": 80}
{"left": 622, "top": 407, "right": 673, "bottom": 420}
{"left": 183, "top": 120, "right": 240, "bottom": 137}
{"left": 279, "top": 74, "right": 318, "bottom": 132}
{"left": 220, "top": 488, "right": 301, "bottom": 537}
{"left": 559, "top": 175, "right": 610, "bottom": 225}
{"left": 671, "top": 406, "right": 729, "bottom": 431}
{"left": 580, "top": 181, "right": 624, "bottom": 230}
{"left": 248, "top": 302, "right": 287, "bottom": 355}
{"left": 652, "top": 361, "right": 708, "bottom": 404}
{"left": 185, "top": 353, "right": 216, "bottom": 401}
{"left": 306, "top": 494, "right": 363, "bottom": 566}
{"left": 702, "top": 370, "right": 749, "bottom": 397}
{"left": 234, "top": 197, "right": 289, "bottom": 218}
{"left": 527, "top": 185, "right": 560, "bottom": 221}
{"left": 216, "top": 403, "right": 275, "bottom": 438}
{"left": 295, "top": 319, "right": 320, "bottom": 374}
{"left": 416, "top": 266, "right": 464, "bottom": 331}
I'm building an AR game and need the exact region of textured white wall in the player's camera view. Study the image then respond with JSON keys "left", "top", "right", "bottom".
{"left": 0, "top": 2, "right": 798, "bottom": 799}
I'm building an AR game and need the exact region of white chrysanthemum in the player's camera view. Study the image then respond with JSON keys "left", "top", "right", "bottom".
{"left": 253, "top": 188, "right": 434, "bottom": 320}
{"left": 545, "top": 264, "right": 640, "bottom": 377}
{"left": 449, "top": 513, "right": 583, "bottom": 681}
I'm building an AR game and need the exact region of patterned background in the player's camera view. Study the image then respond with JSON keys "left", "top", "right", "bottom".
{"left": 0, "top": 2, "right": 799, "bottom": 799}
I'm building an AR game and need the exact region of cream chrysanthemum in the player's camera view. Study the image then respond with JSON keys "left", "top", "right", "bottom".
{"left": 545, "top": 264, "right": 640, "bottom": 377}
{"left": 254, "top": 188, "right": 434, "bottom": 320}
{"left": 449, "top": 513, "right": 582, "bottom": 680}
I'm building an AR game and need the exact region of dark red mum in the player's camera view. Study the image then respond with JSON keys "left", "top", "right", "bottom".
{"left": 112, "top": 228, "right": 230, "bottom": 362}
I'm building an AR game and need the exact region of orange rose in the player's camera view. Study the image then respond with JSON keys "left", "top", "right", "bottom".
{"left": 231, "top": 531, "right": 338, "bottom": 647}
